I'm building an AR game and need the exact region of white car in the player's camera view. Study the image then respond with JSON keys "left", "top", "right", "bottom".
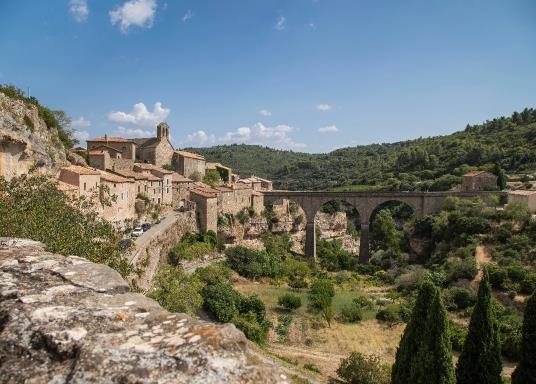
{"left": 132, "top": 227, "right": 144, "bottom": 237}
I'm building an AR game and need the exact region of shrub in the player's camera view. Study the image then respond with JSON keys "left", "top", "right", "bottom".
{"left": 149, "top": 266, "right": 203, "bottom": 316}
{"left": 288, "top": 277, "right": 309, "bottom": 289}
{"left": 376, "top": 304, "right": 404, "bottom": 325}
{"left": 202, "top": 281, "right": 240, "bottom": 322}
{"left": 303, "top": 363, "right": 320, "bottom": 373}
{"left": 443, "top": 287, "right": 477, "bottom": 311}
{"left": 336, "top": 352, "right": 391, "bottom": 384}
{"left": 194, "top": 262, "right": 232, "bottom": 285}
{"left": 488, "top": 264, "right": 508, "bottom": 290}
{"left": 449, "top": 320, "right": 467, "bottom": 351}
{"left": 278, "top": 293, "right": 302, "bottom": 311}
{"left": 275, "top": 313, "right": 293, "bottom": 342}
{"left": 309, "top": 279, "right": 335, "bottom": 326}
{"left": 23, "top": 114, "right": 34, "bottom": 131}
{"left": 225, "top": 246, "right": 283, "bottom": 279}
{"left": 233, "top": 311, "right": 269, "bottom": 344}
{"left": 446, "top": 257, "right": 478, "bottom": 283}
{"left": 520, "top": 274, "right": 536, "bottom": 294}
{"left": 341, "top": 302, "right": 363, "bottom": 323}
{"left": 317, "top": 238, "right": 355, "bottom": 271}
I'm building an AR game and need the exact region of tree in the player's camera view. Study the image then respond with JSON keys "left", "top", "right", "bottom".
{"left": 456, "top": 269, "right": 502, "bottom": 384}
{"left": 371, "top": 209, "right": 400, "bottom": 254}
{"left": 391, "top": 281, "right": 455, "bottom": 384}
{"left": 512, "top": 291, "right": 536, "bottom": 384}
{"left": 492, "top": 163, "right": 507, "bottom": 190}
{"left": 309, "top": 279, "right": 335, "bottom": 326}
{"left": 336, "top": 352, "right": 390, "bottom": 384}
{"left": 203, "top": 169, "right": 222, "bottom": 187}
{"left": 149, "top": 266, "right": 203, "bottom": 316}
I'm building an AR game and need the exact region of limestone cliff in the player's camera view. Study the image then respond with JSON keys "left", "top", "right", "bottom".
{"left": 0, "top": 238, "right": 288, "bottom": 383}
{"left": 0, "top": 91, "right": 68, "bottom": 180}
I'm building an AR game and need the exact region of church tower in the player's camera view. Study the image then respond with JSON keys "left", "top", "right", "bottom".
{"left": 157, "top": 122, "right": 170, "bottom": 140}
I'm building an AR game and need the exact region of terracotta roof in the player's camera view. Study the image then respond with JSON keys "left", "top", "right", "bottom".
{"left": 138, "top": 137, "right": 160, "bottom": 148}
{"left": 193, "top": 181, "right": 217, "bottom": 191}
{"left": 206, "top": 162, "right": 230, "bottom": 170}
{"left": 87, "top": 137, "right": 135, "bottom": 144}
{"left": 72, "top": 147, "right": 86, "bottom": 152}
{"left": 509, "top": 190, "right": 536, "bottom": 196}
{"left": 91, "top": 145, "right": 122, "bottom": 153}
{"left": 110, "top": 169, "right": 148, "bottom": 180}
{"left": 99, "top": 171, "right": 133, "bottom": 183}
{"left": 62, "top": 165, "right": 101, "bottom": 175}
{"left": 171, "top": 173, "right": 192, "bottom": 183}
{"left": 239, "top": 175, "right": 272, "bottom": 184}
{"left": 464, "top": 171, "right": 496, "bottom": 177}
{"left": 57, "top": 180, "right": 78, "bottom": 191}
{"left": 146, "top": 174, "right": 161, "bottom": 181}
{"left": 134, "top": 163, "right": 156, "bottom": 170}
{"left": 190, "top": 188, "right": 217, "bottom": 198}
{"left": 174, "top": 150, "right": 206, "bottom": 161}
{"left": 88, "top": 150, "right": 105, "bottom": 156}
{"left": 151, "top": 167, "right": 174, "bottom": 175}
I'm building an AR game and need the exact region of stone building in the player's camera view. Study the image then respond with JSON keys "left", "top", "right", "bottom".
{"left": 462, "top": 171, "right": 498, "bottom": 192}
{"left": 214, "top": 184, "right": 263, "bottom": 216}
{"left": 171, "top": 172, "right": 193, "bottom": 207}
{"left": 238, "top": 175, "right": 273, "bottom": 191}
{"left": 58, "top": 165, "right": 101, "bottom": 199}
{"left": 172, "top": 150, "right": 206, "bottom": 179}
{"left": 508, "top": 190, "right": 536, "bottom": 212}
{"left": 133, "top": 122, "right": 174, "bottom": 166}
{"left": 87, "top": 136, "right": 136, "bottom": 161}
{"left": 109, "top": 168, "right": 149, "bottom": 196}
{"left": 98, "top": 170, "right": 136, "bottom": 225}
{"left": 190, "top": 184, "right": 218, "bottom": 233}
{"left": 206, "top": 162, "right": 232, "bottom": 184}
{"left": 133, "top": 163, "right": 173, "bottom": 205}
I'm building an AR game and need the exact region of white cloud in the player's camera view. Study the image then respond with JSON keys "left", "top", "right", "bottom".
{"left": 186, "top": 122, "right": 306, "bottom": 149}
{"left": 70, "top": 116, "right": 91, "bottom": 127}
{"left": 109, "top": 0, "right": 157, "bottom": 33}
{"left": 259, "top": 109, "right": 272, "bottom": 117}
{"left": 309, "top": 22, "right": 316, "bottom": 30}
{"left": 72, "top": 130, "right": 90, "bottom": 142}
{"left": 114, "top": 126, "right": 154, "bottom": 138}
{"left": 186, "top": 130, "right": 216, "bottom": 145}
{"left": 318, "top": 125, "right": 338, "bottom": 133}
{"left": 182, "top": 9, "right": 193, "bottom": 22}
{"left": 316, "top": 103, "right": 332, "bottom": 112}
{"left": 69, "top": 0, "right": 89, "bottom": 23}
{"left": 108, "top": 102, "right": 170, "bottom": 127}
{"left": 275, "top": 16, "right": 286, "bottom": 31}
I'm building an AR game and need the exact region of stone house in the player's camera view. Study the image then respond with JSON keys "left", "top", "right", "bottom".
{"left": 109, "top": 169, "right": 149, "bottom": 197}
{"left": 171, "top": 172, "right": 193, "bottom": 207}
{"left": 133, "top": 123, "right": 174, "bottom": 166}
{"left": 214, "top": 184, "right": 263, "bottom": 216}
{"left": 133, "top": 163, "right": 173, "bottom": 205}
{"left": 190, "top": 184, "right": 218, "bottom": 233}
{"left": 87, "top": 136, "right": 136, "bottom": 161}
{"left": 508, "top": 190, "right": 536, "bottom": 212}
{"left": 172, "top": 150, "right": 206, "bottom": 179}
{"left": 462, "top": 171, "right": 498, "bottom": 192}
{"left": 57, "top": 180, "right": 79, "bottom": 199}
{"left": 238, "top": 175, "right": 273, "bottom": 191}
{"left": 98, "top": 171, "right": 136, "bottom": 225}
{"left": 58, "top": 165, "right": 101, "bottom": 199}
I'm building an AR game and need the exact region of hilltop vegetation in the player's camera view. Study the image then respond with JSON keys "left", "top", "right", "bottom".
{"left": 189, "top": 107, "right": 536, "bottom": 190}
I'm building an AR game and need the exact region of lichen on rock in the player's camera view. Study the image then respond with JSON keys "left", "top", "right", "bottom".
{"left": 0, "top": 238, "right": 288, "bottom": 383}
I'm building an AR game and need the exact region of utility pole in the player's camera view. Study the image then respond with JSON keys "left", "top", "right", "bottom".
{"left": 27, "top": 87, "right": 31, "bottom": 98}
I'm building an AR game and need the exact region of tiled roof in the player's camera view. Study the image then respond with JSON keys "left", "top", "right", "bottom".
{"left": 99, "top": 171, "right": 133, "bottom": 183}
{"left": 110, "top": 169, "right": 148, "bottom": 180}
{"left": 87, "top": 137, "right": 135, "bottom": 143}
{"left": 464, "top": 171, "right": 495, "bottom": 177}
{"left": 138, "top": 137, "right": 160, "bottom": 148}
{"left": 91, "top": 145, "right": 122, "bottom": 153}
{"left": 190, "top": 188, "right": 217, "bottom": 198}
{"left": 57, "top": 180, "right": 78, "bottom": 191}
{"left": 62, "top": 165, "right": 101, "bottom": 175}
{"left": 146, "top": 174, "right": 161, "bottom": 181}
{"left": 171, "top": 173, "right": 192, "bottom": 183}
{"left": 134, "top": 163, "right": 156, "bottom": 170}
{"left": 88, "top": 150, "right": 105, "bottom": 155}
{"left": 174, "top": 150, "right": 205, "bottom": 161}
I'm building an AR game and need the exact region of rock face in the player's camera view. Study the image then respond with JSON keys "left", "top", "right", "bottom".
{"left": 0, "top": 238, "right": 287, "bottom": 383}
{"left": 0, "top": 92, "right": 68, "bottom": 180}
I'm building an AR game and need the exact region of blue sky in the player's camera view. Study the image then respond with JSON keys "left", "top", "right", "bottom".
{"left": 1, "top": 0, "right": 535, "bottom": 152}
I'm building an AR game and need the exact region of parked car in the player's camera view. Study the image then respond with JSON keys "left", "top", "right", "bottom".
{"left": 132, "top": 227, "right": 143, "bottom": 237}
{"left": 141, "top": 223, "right": 151, "bottom": 232}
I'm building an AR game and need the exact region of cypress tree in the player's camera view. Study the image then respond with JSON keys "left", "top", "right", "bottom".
{"left": 391, "top": 280, "right": 455, "bottom": 384}
{"left": 512, "top": 291, "right": 536, "bottom": 384}
{"left": 456, "top": 269, "right": 502, "bottom": 384}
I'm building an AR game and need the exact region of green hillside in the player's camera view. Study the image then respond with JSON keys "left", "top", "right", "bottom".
{"left": 188, "top": 108, "right": 536, "bottom": 191}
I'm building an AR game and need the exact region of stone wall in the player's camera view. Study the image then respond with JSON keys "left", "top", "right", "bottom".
{"left": 0, "top": 238, "right": 287, "bottom": 383}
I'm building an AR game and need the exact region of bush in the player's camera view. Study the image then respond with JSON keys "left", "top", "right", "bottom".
{"left": 202, "top": 281, "right": 240, "bottom": 322}
{"left": 309, "top": 279, "right": 335, "bottom": 326}
{"left": 194, "top": 262, "right": 232, "bottom": 285}
{"left": 303, "top": 363, "right": 320, "bottom": 373}
{"left": 233, "top": 311, "right": 269, "bottom": 344}
{"left": 225, "top": 246, "right": 283, "bottom": 279}
{"left": 448, "top": 320, "right": 467, "bottom": 351}
{"left": 446, "top": 257, "right": 478, "bottom": 283}
{"left": 278, "top": 293, "right": 302, "bottom": 310}
{"left": 376, "top": 304, "right": 404, "bottom": 325}
{"left": 23, "top": 114, "right": 34, "bottom": 131}
{"left": 488, "top": 264, "right": 509, "bottom": 290}
{"left": 336, "top": 352, "right": 391, "bottom": 384}
{"left": 317, "top": 239, "right": 355, "bottom": 271}
{"left": 341, "top": 302, "right": 363, "bottom": 323}
{"left": 149, "top": 266, "right": 203, "bottom": 316}
{"left": 520, "top": 274, "right": 536, "bottom": 294}
{"left": 443, "top": 287, "right": 477, "bottom": 311}
{"left": 275, "top": 313, "right": 293, "bottom": 342}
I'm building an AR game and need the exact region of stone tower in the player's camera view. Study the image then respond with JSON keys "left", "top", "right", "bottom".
{"left": 157, "top": 122, "right": 170, "bottom": 140}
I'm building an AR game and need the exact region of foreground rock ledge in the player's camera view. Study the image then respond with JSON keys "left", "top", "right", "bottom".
{"left": 0, "top": 238, "right": 287, "bottom": 384}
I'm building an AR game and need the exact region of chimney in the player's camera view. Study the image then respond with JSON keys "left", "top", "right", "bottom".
{"left": 104, "top": 134, "right": 108, "bottom": 143}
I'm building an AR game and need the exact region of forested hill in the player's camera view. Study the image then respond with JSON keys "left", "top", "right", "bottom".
{"left": 187, "top": 108, "right": 536, "bottom": 191}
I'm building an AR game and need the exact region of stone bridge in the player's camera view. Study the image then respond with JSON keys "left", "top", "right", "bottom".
{"left": 263, "top": 190, "right": 503, "bottom": 263}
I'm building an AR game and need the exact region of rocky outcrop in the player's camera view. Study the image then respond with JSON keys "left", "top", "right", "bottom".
{"left": 0, "top": 92, "right": 68, "bottom": 180}
{"left": 0, "top": 238, "right": 288, "bottom": 383}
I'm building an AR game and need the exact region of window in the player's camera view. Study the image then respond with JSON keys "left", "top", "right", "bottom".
{"left": 114, "top": 183, "right": 116, "bottom": 188}
{"left": 121, "top": 193, "right": 123, "bottom": 200}
{"left": 166, "top": 188, "right": 169, "bottom": 194}
{"left": 138, "top": 186, "right": 140, "bottom": 192}
{"left": 83, "top": 182, "right": 86, "bottom": 191}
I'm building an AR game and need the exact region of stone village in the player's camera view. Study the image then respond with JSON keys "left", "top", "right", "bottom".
{"left": 59, "top": 122, "right": 272, "bottom": 235}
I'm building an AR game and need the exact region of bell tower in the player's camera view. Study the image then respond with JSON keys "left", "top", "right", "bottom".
{"left": 157, "top": 122, "right": 170, "bottom": 140}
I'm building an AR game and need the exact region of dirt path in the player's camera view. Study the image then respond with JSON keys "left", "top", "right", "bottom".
{"left": 472, "top": 245, "right": 492, "bottom": 287}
